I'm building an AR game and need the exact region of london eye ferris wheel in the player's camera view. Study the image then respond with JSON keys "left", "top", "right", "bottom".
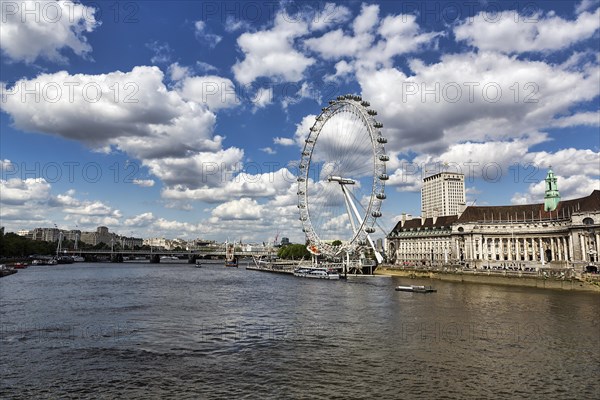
{"left": 297, "top": 94, "right": 388, "bottom": 264}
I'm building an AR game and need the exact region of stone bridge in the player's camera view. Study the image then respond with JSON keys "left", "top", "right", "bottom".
{"left": 63, "top": 249, "right": 274, "bottom": 263}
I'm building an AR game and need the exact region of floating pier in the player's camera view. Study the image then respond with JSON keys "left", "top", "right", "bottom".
{"left": 246, "top": 263, "right": 295, "bottom": 274}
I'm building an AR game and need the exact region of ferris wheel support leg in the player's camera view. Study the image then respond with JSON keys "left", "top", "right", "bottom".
{"left": 366, "top": 234, "right": 384, "bottom": 264}
{"left": 345, "top": 251, "right": 350, "bottom": 276}
{"left": 340, "top": 184, "right": 384, "bottom": 264}
{"left": 340, "top": 184, "right": 358, "bottom": 234}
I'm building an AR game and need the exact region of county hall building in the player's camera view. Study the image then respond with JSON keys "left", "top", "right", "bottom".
{"left": 387, "top": 169, "right": 600, "bottom": 272}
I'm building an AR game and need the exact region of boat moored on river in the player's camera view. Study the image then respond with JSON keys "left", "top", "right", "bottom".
{"left": 293, "top": 267, "right": 340, "bottom": 280}
{"left": 0, "top": 264, "right": 18, "bottom": 277}
{"left": 395, "top": 285, "right": 437, "bottom": 293}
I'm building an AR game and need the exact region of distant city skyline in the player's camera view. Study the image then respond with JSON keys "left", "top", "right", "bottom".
{"left": 14, "top": 224, "right": 283, "bottom": 246}
{"left": 1, "top": 1, "right": 599, "bottom": 243}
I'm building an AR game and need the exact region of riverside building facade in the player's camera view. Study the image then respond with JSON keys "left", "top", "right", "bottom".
{"left": 387, "top": 169, "right": 600, "bottom": 272}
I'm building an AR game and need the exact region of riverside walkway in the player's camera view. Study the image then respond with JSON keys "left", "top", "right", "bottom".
{"left": 377, "top": 264, "right": 600, "bottom": 292}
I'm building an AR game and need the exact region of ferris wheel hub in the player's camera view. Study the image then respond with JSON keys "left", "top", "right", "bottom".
{"left": 327, "top": 175, "right": 356, "bottom": 185}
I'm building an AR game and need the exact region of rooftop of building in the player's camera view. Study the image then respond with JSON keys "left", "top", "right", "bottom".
{"left": 391, "top": 215, "right": 458, "bottom": 233}
{"left": 423, "top": 171, "right": 465, "bottom": 182}
{"left": 457, "top": 190, "right": 599, "bottom": 223}
{"left": 390, "top": 190, "right": 600, "bottom": 234}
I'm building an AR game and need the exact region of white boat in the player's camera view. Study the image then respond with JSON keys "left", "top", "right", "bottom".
{"left": 395, "top": 285, "right": 437, "bottom": 293}
{"left": 72, "top": 256, "right": 85, "bottom": 262}
{"left": 1, "top": 264, "right": 17, "bottom": 277}
{"left": 293, "top": 267, "right": 340, "bottom": 280}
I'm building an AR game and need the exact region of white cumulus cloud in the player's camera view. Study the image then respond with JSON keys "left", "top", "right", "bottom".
{"left": 211, "top": 198, "right": 263, "bottom": 220}
{"left": 0, "top": 178, "right": 51, "bottom": 205}
{"left": 232, "top": 12, "right": 315, "bottom": 84}
{"left": 194, "top": 20, "right": 222, "bottom": 47}
{"left": 0, "top": 0, "right": 100, "bottom": 63}
{"left": 455, "top": 8, "right": 600, "bottom": 53}
{"left": 124, "top": 212, "right": 155, "bottom": 227}
{"left": 177, "top": 75, "right": 240, "bottom": 110}
{"left": 132, "top": 179, "right": 155, "bottom": 187}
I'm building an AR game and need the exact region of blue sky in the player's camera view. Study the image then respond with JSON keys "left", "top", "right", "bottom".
{"left": 1, "top": 0, "right": 599, "bottom": 243}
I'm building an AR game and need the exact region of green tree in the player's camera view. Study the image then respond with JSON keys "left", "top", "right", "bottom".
{"left": 277, "top": 244, "right": 310, "bottom": 260}
{"left": 332, "top": 240, "right": 342, "bottom": 246}
{"left": 0, "top": 233, "right": 55, "bottom": 258}
{"left": 92, "top": 242, "right": 110, "bottom": 250}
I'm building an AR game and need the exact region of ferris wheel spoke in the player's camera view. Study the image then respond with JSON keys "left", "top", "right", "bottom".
{"left": 337, "top": 111, "right": 366, "bottom": 179}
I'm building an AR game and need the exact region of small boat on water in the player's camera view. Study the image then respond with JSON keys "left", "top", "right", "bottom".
{"left": 293, "top": 267, "right": 340, "bottom": 280}
{"left": 0, "top": 264, "right": 18, "bottom": 277}
{"left": 31, "top": 258, "right": 59, "bottom": 266}
{"left": 395, "top": 285, "right": 437, "bottom": 293}
{"left": 11, "top": 262, "right": 28, "bottom": 269}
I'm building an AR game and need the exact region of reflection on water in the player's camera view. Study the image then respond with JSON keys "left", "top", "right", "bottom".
{"left": 1, "top": 263, "right": 599, "bottom": 399}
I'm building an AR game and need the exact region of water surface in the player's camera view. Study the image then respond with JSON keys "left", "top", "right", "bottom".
{"left": 1, "top": 263, "right": 598, "bottom": 399}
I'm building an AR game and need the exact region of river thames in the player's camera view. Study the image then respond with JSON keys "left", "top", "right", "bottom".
{"left": 1, "top": 262, "right": 599, "bottom": 399}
